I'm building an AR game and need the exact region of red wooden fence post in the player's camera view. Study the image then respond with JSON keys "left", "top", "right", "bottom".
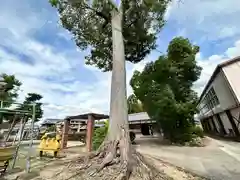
{"left": 86, "top": 115, "right": 95, "bottom": 152}
{"left": 61, "top": 119, "right": 69, "bottom": 149}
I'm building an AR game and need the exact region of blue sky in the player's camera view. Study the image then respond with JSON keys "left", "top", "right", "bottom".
{"left": 1, "top": 0, "right": 240, "bottom": 120}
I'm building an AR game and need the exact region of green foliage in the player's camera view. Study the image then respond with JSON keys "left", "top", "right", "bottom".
{"left": 130, "top": 37, "right": 202, "bottom": 143}
{"left": 49, "top": 0, "right": 170, "bottom": 71}
{"left": 0, "top": 74, "right": 22, "bottom": 124}
{"left": 93, "top": 120, "right": 109, "bottom": 150}
{"left": 127, "top": 94, "right": 144, "bottom": 114}
{"left": 0, "top": 73, "right": 22, "bottom": 107}
{"left": 16, "top": 93, "right": 43, "bottom": 122}
{"left": 191, "top": 126, "right": 204, "bottom": 138}
{"left": 0, "top": 73, "right": 43, "bottom": 125}
{"left": 46, "top": 125, "right": 56, "bottom": 132}
{"left": 22, "top": 93, "right": 43, "bottom": 121}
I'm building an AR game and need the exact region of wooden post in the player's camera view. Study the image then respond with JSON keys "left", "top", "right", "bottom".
{"left": 61, "top": 119, "right": 69, "bottom": 149}
{"left": 86, "top": 115, "right": 95, "bottom": 152}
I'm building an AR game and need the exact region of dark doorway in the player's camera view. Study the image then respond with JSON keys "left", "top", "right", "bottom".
{"left": 141, "top": 124, "right": 150, "bottom": 135}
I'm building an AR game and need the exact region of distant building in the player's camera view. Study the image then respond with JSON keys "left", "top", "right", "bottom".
{"left": 41, "top": 118, "right": 63, "bottom": 125}
{"left": 40, "top": 118, "right": 62, "bottom": 133}
{"left": 1, "top": 121, "right": 40, "bottom": 141}
{"left": 56, "top": 119, "right": 104, "bottom": 134}
{"left": 197, "top": 56, "right": 240, "bottom": 137}
{"left": 55, "top": 112, "right": 156, "bottom": 135}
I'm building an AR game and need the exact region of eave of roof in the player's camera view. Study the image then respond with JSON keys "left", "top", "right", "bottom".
{"left": 66, "top": 113, "right": 109, "bottom": 120}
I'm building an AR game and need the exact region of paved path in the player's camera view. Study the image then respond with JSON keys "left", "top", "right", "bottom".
{"left": 135, "top": 135, "right": 240, "bottom": 180}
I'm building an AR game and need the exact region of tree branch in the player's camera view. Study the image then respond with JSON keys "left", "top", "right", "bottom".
{"left": 79, "top": 2, "right": 111, "bottom": 29}
{"left": 84, "top": 5, "right": 110, "bottom": 21}
{"left": 69, "top": 1, "right": 110, "bottom": 23}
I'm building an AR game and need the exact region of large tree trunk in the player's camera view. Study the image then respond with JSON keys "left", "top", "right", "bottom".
{"left": 109, "top": 8, "right": 130, "bottom": 144}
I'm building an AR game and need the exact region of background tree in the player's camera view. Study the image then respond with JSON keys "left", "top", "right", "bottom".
{"left": 4, "top": 93, "right": 43, "bottom": 142}
{"left": 127, "top": 94, "right": 144, "bottom": 114}
{"left": 131, "top": 37, "right": 202, "bottom": 143}
{"left": 19, "top": 93, "right": 43, "bottom": 121}
{"left": 50, "top": 0, "right": 170, "bottom": 179}
{"left": 0, "top": 74, "right": 22, "bottom": 125}
{"left": 46, "top": 125, "right": 57, "bottom": 132}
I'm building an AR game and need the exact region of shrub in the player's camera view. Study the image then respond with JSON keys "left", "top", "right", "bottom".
{"left": 46, "top": 125, "right": 56, "bottom": 132}
{"left": 170, "top": 132, "right": 193, "bottom": 145}
{"left": 92, "top": 121, "right": 108, "bottom": 150}
{"left": 92, "top": 120, "right": 136, "bottom": 150}
{"left": 191, "top": 126, "right": 204, "bottom": 138}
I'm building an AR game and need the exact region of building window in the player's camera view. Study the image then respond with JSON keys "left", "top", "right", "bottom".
{"left": 198, "top": 87, "right": 219, "bottom": 114}
{"left": 204, "top": 87, "right": 219, "bottom": 110}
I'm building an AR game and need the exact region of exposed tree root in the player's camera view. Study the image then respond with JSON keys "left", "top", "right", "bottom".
{"left": 48, "top": 129, "right": 173, "bottom": 180}
{"left": 61, "top": 147, "right": 171, "bottom": 180}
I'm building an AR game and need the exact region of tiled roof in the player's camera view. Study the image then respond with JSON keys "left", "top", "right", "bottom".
{"left": 128, "top": 112, "right": 150, "bottom": 122}
{"left": 43, "top": 119, "right": 63, "bottom": 124}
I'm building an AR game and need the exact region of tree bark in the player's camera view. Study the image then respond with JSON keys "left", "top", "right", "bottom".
{"left": 108, "top": 8, "right": 129, "bottom": 143}
{"left": 86, "top": 8, "right": 133, "bottom": 177}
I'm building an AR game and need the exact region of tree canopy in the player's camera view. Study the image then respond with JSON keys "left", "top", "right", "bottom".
{"left": 0, "top": 73, "right": 22, "bottom": 107}
{"left": 0, "top": 74, "right": 22, "bottom": 124}
{"left": 50, "top": 0, "right": 169, "bottom": 71}
{"left": 127, "top": 94, "right": 144, "bottom": 114}
{"left": 131, "top": 37, "right": 202, "bottom": 142}
{"left": 47, "top": 1, "right": 179, "bottom": 179}
{"left": 19, "top": 93, "right": 43, "bottom": 121}
{"left": 0, "top": 74, "right": 43, "bottom": 124}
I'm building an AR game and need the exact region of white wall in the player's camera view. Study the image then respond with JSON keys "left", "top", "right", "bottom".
{"left": 223, "top": 61, "right": 240, "bottom": 103}
{"left": 198, "top": 70, "right": 236, "bottom": 119}
{"left": 212, "top": 71, "right": 236, "bottom": 111}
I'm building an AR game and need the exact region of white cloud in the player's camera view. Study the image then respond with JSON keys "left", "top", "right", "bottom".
{"left": 0, "top": 0, "right": 110, "bottom": 120}
{"left": 1, "top": 0, "right": 240, "bottom": 122}
{"left": 166, "top": 0, "right": 240, "bottom": 40}
{"left": 194, "top": 39, "right": 240, "bottom": 94}
{"left": 225, "top": 40, "right": 240, "bottom": 58}
{"left": 0, "top": 2, "right": 146, "bottom": 120}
